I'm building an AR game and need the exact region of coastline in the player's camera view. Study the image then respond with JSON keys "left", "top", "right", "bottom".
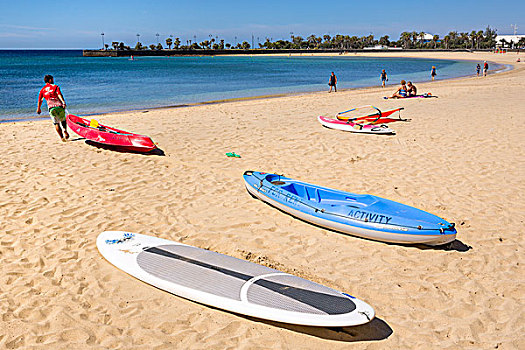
{"left": 1, "top": 51, "right": 524, "bottom": 349}
{"left": 2, "top": 52, "right": 513, "bottom": 124}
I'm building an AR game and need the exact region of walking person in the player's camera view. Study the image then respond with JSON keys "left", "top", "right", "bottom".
{"left": 431, "top": 66, "right": 437, "bottom": 81}
{"left": 476, "top": 64, "right": 481, "bottom": 77}
{"left": 380, "top": 69, "right": 388, "bottom": 87}
{"left": 483, "top": 61, "right": 489, "bottom": 77}
{"left": 328, "top": 72, "right": 337, "bottom": 92}
{"left": 36, "top": 75, "right": 69, "bottom": 142}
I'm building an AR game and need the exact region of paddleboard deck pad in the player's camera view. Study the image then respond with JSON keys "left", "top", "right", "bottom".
{"left": 97, "top": 231, "right": 375, "bottom": 326}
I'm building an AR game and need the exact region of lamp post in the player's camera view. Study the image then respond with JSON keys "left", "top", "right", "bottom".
{"left": 136, "top": 33, "right": 140, "bottom": 44}
{"left": 156, "top": 33, "right": 160, "bottom": 44}
{"left": 101, "top": 32, "right": 105, "bottom": 50}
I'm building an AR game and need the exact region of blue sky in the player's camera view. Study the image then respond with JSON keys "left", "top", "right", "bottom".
{"left": 0, "top": 0, "right": 523, "bottom": 48}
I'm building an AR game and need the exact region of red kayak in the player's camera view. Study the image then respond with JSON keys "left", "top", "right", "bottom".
{"left": 66, "top": 114, "right": 156, "bottom": 153}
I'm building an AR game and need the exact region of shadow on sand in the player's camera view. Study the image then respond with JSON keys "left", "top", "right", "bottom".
{"left": 85, "top": 140, "right": 165, "bottom": 156}
{"left": 194, "top": 301, "right": 393, "bottom": 342}
{"left": 414, "top": 239, "right": 472, "bottom": 252}
{"left": 251, "top": 316, "right": 393, "bottom": 342}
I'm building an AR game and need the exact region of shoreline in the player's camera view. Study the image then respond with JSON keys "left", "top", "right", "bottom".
{"left": 1, "top": 53, "right": 514, "bottom": 124}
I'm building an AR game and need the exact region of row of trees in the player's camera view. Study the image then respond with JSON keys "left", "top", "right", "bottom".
{"left": 103, "top": 27, "right": 523, "bottom": 51}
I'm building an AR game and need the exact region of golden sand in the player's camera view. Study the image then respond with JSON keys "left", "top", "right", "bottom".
{"left": 0, "top": 52, "right": 523, "bottom": 349}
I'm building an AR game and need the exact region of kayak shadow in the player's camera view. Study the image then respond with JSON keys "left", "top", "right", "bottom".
{"left": 413, "top": 239, "right": 472, "bottom": 252}
{"left": 247, "top": 316, "right": 393, "bottom": 342}
{"left": 85, "top": 140, "right": 165, "bottom": 156}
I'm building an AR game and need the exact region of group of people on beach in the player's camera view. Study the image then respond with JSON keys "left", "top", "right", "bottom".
{"left": 476, "top": 61, "right": 489, "bottom": 77}
{"left": 390, "top": 80, "right": 418, "bottom": 98}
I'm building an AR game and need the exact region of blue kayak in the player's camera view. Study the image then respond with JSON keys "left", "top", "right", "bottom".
{"left": 243, "top": 171, "right": 456, "bottom": 245}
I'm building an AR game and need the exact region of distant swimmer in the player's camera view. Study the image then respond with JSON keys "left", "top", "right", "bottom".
{"left": 407, "top": 81, "right": 417, "bottom": 96}
{"left": 431, "top": 66, "right": 437, "bottom": 81}
{"left": 380, "top": 69, "right": 388, "bottom": 88}
{"left": 390, "top": 80, "right": 408, "bottom": 98}
{"left": 36, "top": 75, "right": 69, "bottom": 142}
{"left": 328, "top": 72, "right": 337, "bottom": 93}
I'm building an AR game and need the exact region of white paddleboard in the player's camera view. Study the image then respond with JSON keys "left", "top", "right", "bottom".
{"left": 97, "top": 231, "right": 375, "bottom": 327}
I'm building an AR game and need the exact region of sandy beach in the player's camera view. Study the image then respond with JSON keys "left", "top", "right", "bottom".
{"left": 1, "top": 51, "right": 524, "bottom": 349}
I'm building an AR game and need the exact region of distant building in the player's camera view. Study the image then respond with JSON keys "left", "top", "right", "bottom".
{"left": 496, "top": 34, "right": 525, "bottom": 48}
{"left": 363, "top": 45, "right": 389, "bottom": 50}
{"left": 420, "top": 33, "right": 435, "bottom": 42}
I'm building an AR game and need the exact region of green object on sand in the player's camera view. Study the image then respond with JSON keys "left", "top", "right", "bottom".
{"left": 226, "top": 152, "right": 241, "bottom": 158}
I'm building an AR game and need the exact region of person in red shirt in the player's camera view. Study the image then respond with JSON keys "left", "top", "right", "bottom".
{"left": 36, "top": 75, "right": 69, "bottom": 141}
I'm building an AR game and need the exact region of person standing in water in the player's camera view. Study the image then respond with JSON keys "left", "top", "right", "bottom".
{"left": 430, "top": 66, "right": 437, "bottom": 81}
{"left": 328, "top": 72, "right": 337, "bottom": 92}
{"left": 483, "top": 61, "right": 489, "bottom": 76}
{"left": 380, "top": 69, "right": 388, "bottom": 87}
{"left": 476, "top": 64, "right": 481, "bottom": 77}
{"left": 36, "top": 75, "right": 69, "bottom": 142}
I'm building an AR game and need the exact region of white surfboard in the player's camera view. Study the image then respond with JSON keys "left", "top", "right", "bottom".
{"left": 97, "top": 231, "right": 375, "bottom": 327}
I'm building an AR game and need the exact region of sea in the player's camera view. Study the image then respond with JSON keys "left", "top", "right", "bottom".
{"left": 0, "top": 50, "right": 494, "bottom": 122}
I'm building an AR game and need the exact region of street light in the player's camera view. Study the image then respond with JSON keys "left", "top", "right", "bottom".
{"left": 136, "top": 33, "right": 140, "bottom": 44}
{"left": 101, "top": 32, "right": 105, "bottom": 50}
{"left": 156, "top": 33, "right": 160, "bottom": 44}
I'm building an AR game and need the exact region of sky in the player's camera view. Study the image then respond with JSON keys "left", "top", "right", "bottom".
{"left": 0, "top": 0, "right": 523, "bottom": 49}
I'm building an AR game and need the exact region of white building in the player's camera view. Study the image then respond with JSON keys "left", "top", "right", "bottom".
{"left": 495, "top": 34, "right": 525, "bottom": 48}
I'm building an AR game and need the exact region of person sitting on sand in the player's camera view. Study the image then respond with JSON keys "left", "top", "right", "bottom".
{"left": 328, "top": 72, "right": 337, "bottom": 93}
{"left": 407, "top": 81, "right": 417, "bottom": 96}
{"left": 36, "top": 75, "right": 69, "bottom": 142}
{"left": 380, "top": 69, "right": 388, "bottom": 88}
{"left": 390, "top": 80, "right": 408, "bottom": 98}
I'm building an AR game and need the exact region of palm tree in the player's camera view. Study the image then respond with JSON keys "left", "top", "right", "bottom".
{"left": 111, "top": 41, "right": 119, "bottom": 50}
{"left": 443, "top": 35, "right": 450, "bottom": 49}
{"left": 323, "top": 34, "right": 331, "bottom": 45}
{"left": 165, "top": 38, "right": 172, "bottom": 50}
{"left": 476, "top": 31, "right": 484, "bottom": 49}
{"left": 400, "top": 32, "right": 411, "bottom": 49}
{"left": 469, "top": 31, "right": 477, "bottom": 49}
{"left": 307, "top": 34, "right": 317, "bottom": 48}
{"left": 174, "top": 38, "right": 180, "bottom": 49}
{"left": 432, "top": 35, "right": 439, "bottom": 49}
{"left": 418, "top": 32, "right": 425, "bottom": 48}
{"left": 379, "top": 35, "right": 390, "bottom": 47}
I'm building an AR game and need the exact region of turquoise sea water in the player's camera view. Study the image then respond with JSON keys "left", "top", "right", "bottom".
{"left": 1, "top": 50, "right": 490, "bottom": 122}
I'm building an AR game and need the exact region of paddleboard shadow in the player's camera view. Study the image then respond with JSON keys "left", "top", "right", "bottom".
{"left": 251, "top": 316, "right": 393, "bottom": 342}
